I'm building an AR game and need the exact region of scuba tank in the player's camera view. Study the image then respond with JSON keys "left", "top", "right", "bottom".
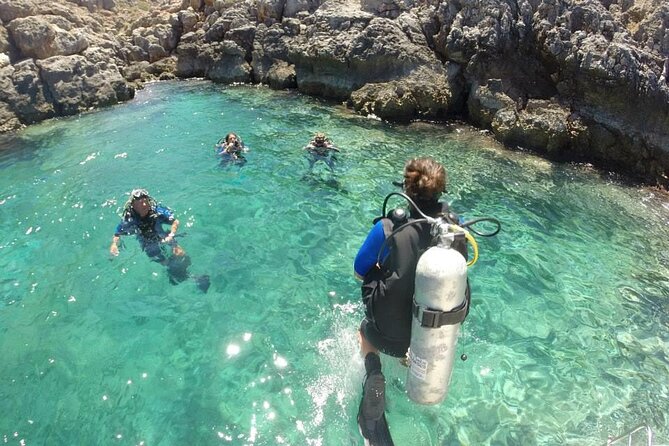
{"left": 406, "top": 221, "right": 469, "bottom": 405}
{"left": 375, "top": 191, "right": 498, "bottom": 405}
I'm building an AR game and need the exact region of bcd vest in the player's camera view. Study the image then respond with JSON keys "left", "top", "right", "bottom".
{"left": 361, "top": 202, "right": 466, "bottom": 346}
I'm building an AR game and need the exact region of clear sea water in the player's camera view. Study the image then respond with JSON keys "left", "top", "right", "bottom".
{"left": 1, "top": 80, "right": 668, "bottom": 446}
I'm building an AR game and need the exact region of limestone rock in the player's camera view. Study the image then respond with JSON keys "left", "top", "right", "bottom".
{"left": 0, "top": 0, "right": 38, "bottom": 23}
{"left": 350, "top": 65, "right": 464, "bottom": 120}
{"left": 468, "top": 80, "right": 517, "bottom": 130}
{"left": 491, "top": 99, "right": 588, "bottom": 155}
{"left": 7, "top": 15, "right": 89, "bottom": 59}
{"left": 266, "top": 59, "right": 296, "bottom": 88}
{"left": 36, "top": 54, "right": 133, "bottom": 115}
{"left": 0, "top": 101, "right": 22, "bottom": 132}
{"left": 176, "top": 38, "right": 251, "bottom": 83}
{"left": 0, "top": 60, "right": 55, "bottom": 124}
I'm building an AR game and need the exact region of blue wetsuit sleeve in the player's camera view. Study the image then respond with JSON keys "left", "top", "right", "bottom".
{"left": 354, "top": 221, "right": 388, "bottom": 277}
{"left": 114, "top": 222, "right": 124, "bottom": 236}
{"left": 115, "top": 219, "right": 135, "bottom": 236}
{"left": 155, "top": 206, "right": 175, "bottom": 223}
{"left": 153, "top": 206, "right": 175, "bottom": 236}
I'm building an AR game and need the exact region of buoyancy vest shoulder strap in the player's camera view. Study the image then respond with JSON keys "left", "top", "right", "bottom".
{"left": 381, "top": 218, "right": 394, "bottom": 238}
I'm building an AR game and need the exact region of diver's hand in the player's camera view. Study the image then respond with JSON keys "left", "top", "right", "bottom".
{"left": 110, "top": 236, "right": 120, "bottom": 256}
{"left": 172, "top": 245, "right": 185, "bottom": 256}
{"left": 162, "top": 232, "right": 175, "bottom": 244}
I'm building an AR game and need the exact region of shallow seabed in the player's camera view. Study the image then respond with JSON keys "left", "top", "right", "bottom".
{"left": 0, "top": 80, "right": 668, "bottom": 445}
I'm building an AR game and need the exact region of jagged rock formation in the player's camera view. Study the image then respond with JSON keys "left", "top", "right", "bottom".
{"left": 0, "top": 0, "right": 134, "bottom": 130}
{"left": 0, "top": 0, "right": 667, "bottom": 187}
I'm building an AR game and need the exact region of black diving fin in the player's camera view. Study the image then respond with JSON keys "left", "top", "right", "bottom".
{"left": 358, "top": 353, "right": 395, "bottom": 446}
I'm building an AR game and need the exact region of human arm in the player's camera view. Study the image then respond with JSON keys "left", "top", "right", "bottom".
{"left": 215, "top": 137, "right": 227, "bottom": 153}
{"left": 225, "top": 143, "right": 245, "bottom": 157}
{"left": 110, "top": 235, "right": 121, "bottom": 256}
{"left": 353, "top": 221, "right": 388, "bottom": 280}
{"left": 326, "top": 142, "right": 340, "bottom": 152}
{"left": 164, "top": 218, "right": 185, "bottom": 256}
{"left": 162, "top": 218, "right": 179, "bottom": 243}
{"left": 109, "top": 221, "right": 129, "bottom": 256}
{"left": 159, "top": 215, "right": 183, "bottom": 256}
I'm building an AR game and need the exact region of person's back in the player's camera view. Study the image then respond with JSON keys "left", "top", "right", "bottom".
{"left": 354, "top": 157, "right": 458, "bottom": 445}
{"left": 364, "top": 215, "right": 434, "bottom": 353}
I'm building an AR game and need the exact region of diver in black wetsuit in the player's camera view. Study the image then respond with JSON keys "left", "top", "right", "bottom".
{"left": 304, "top": 132, "right": 340, "bottom": 171}
{"left": 353, "top": 158, "right": 464, "bottom": 445}
{"left": 109, "top": 188, "right": 209, "bottom": 292}
{"left": 216, "top": 132, "right": 248, "bottom": 166}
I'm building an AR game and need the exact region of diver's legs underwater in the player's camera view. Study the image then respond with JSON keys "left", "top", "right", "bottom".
{"left": 142, "top": 239, "right": 210, "bottom": 292}
{"left": 165, "top": 253, "right": 210, "bottom": 293}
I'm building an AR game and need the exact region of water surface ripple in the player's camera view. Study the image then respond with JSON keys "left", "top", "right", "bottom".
{"left": 0, "top": 80, "right": 667, "bottom": 445}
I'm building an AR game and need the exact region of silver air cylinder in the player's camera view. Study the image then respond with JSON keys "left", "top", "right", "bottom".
{"left": 406, "top": 246, "right": 467, "bottom": 405}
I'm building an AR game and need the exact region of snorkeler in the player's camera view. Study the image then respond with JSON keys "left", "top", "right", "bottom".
{"left": 216, "top": 132, "right": 248, "bottom": 165}
{"left": 109, "top": 188, "right": 209, "bottom": 292}
{"left": 304, "top": 132, "right": 339, "bottom": 171}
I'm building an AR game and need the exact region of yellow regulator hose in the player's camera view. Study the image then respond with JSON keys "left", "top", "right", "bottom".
{"left": 464, "top": 230, "right": 479, "bottom": 266}
{"left": 448, "top": 224, "right": 479, "bottom": 266}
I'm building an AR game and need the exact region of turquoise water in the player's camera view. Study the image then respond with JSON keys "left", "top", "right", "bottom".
{"left": 1, "top": 80, "right": 668, "bottom": 445}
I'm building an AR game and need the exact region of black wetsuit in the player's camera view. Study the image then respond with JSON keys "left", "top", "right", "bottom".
{"left": 115, "top": 206, "right": 174, "bottom": 261}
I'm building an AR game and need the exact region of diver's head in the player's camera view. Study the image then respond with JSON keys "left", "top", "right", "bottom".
{"left": 130, "top": 188, "right": 152, "bottom": 217}
{"left": 314, "top": 132, "right": 326, "bottom": 147}
{"left": 402, "top": 157, "right": 446, "bottom": 203}
{"left": 225, "top": 133, "right": 239, "bottom": 146}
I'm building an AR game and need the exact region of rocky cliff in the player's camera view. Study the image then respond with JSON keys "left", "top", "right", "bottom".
{"left": 0, "top": 0, "right": 667, "bottom": 187}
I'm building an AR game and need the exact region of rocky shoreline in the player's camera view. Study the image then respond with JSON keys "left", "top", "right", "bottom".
{"left": 0, "top": 0, "right": 667, "bottom": 187}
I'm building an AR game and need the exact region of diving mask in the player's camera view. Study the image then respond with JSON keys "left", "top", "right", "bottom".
{"left": 131, "top": 188, "right": 149, "bottom": 200}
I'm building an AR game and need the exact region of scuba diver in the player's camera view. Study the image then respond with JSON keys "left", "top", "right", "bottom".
{"left": 109, "top": 188, "right": 210, "bottom": 292}
{"left": 215, "top": 132, "right": 248, "bottom": 166}
{"left": 304, "top": 132, "right": 340, "bottom": 171}
{"left": 354, "top": 158, "right": 460, "bottom": 444}
{"left": 353, "top": 158, "right": 467, "bottom": 444}
{"left": 353, "top": 157, "right": 501, "bottom": 444}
